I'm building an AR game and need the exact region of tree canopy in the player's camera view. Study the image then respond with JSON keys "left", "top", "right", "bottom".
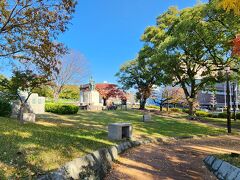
{"left": 0, "top": 0, "right": 76, "bottom": 74}
{"left": 140, "top": 3, "right": 240, "bottom": 114}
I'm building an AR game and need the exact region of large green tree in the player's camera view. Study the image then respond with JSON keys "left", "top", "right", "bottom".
{"left": 116, "top": 46, "right": 165, "bottom": 109}
{"left": 142, "top": 4, "right": 240, "bottom": 115}
{"left": 0, "top": 0, "right": 76, "bottom": 73}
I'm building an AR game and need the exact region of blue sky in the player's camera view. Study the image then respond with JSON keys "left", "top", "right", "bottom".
{"left": 60, "top": 0, "right": 208, "bottom": 84}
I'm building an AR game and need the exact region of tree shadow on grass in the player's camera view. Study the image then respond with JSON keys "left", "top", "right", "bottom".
{"left": 0, "top": 117, "right": 114, "bottom": 178}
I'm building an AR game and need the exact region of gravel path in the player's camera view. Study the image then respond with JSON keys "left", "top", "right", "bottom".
{"left": 105, "top": 135, "right": 240, "bottom": 180}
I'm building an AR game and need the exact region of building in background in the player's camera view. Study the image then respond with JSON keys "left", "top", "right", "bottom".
{"left": 198, "top": 83, "right": 239, "bottom": 110}
{"left": 79, "top": 78, "right": 136, "bottom": 110}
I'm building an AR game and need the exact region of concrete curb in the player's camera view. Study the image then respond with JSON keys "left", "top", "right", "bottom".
{"left": 37, "top": 139, "right": 154, "bottom": 180}
{"left": 203, "top": 155, "right": 240, "bottom": 180}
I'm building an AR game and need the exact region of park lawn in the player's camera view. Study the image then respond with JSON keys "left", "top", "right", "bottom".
{"left": 200, "top": 116, "right": 240, "bottom": 129}
{"left": 0, "top": 110, "right": 228, "bottom": 178}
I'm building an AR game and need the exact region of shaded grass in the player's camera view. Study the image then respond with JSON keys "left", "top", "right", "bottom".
{"left": 0, "top": 110, "right": 228, "bottom": 178}
{"left": 198, "top": 116, "right": 240, "bottom": 129}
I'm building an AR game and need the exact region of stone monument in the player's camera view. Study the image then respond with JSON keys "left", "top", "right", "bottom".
{"left": 108, "top": 123, "right": 132, "bottom": 140}
{"left": 143, "top": 113, "right": 152, "bottom": 122}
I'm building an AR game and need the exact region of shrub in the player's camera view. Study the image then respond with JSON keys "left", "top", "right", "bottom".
{"left": 45, "top": 103, "right": 79, "bottom": 114}
{"left": 195, "top": 110, "right": 209, "bottom": 117}
{"left": 218, "top": 112, "right": 227, "bottom": 118}
{"left": 170, "top": 108, "right": 182, "bottom": 112}
{"left": 0, "top": 100, "right": 11, "bottom": 117}
{"left": 236, "top": 113, "right": 240, "bottom": 119}
{"left": 182, "top": 109, "right": 189, "bottom": 114}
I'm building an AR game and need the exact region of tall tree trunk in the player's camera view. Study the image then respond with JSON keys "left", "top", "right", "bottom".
{"left": 18, "top": 103, "right": 25, "bottom": 124}
{"left": 103, "top": 98, "right": 107, "bottom": 106}
{"left": 54, "top": 91, "right": 59, "bottom": 102}
{"left": 187, "top": 98, "right": 197, "bottom": 116}
{"left": 139, "top": 98, "right": 146, "bottom": 110}
{"left": 160, "top": 105, "right": 163, "bottom": 111}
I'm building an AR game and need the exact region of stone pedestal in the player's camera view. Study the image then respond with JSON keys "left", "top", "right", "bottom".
{"left": 23, "top": 113, "right": 36, "bottom": 122}
{"left": 108, "top": 123, "right": 132, "bottom": 140}
{"left": 143, "top": 113, "right": 152, "bottom": 122}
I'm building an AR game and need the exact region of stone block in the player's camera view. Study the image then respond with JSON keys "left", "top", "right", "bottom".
{"left": 143, "top": 113, "right": 152, "bottom": 122}
{"left": 212, "top": 159, "right": 223, "bottom": 171}
{"left": 126, "top": 141, "right": 132, "bottom": 148}
{"left": 227, "top": 168, "right": 240, "bottom": 180}
{"left": 108, "top": 123, "right": 132, "bottom": 140}
{"left": 63, "top": 156, "right": 91, "bottom": 179}
{"left": 233, "top": 171, "right": 240, "bottom": 180}
{"left": 123, "top": 142, "right": 129, "bottom": 150}
{"left": 23, "top": 113, "right": 36, "bottom": 122}
{"left": 216, "top": 161, "right": 233, "bottom": 179}
{"left": 131, "top": 141, "right": 141, "bottom": 146}
{"left": 204, "top": 156, "right": 216, "bottom": 167}
{"left": 108, "top": 146, "right": 118, "bottom": 160}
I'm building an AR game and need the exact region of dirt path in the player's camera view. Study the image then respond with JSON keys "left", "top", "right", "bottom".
{"left": 105, "top": 136, "right": 240, "bottom": 180}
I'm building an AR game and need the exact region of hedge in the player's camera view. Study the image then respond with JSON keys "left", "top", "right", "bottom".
{"left": 0, "top": 100, "right": 12, "bottom": 117}
{"left": 195, "top": 110, "right": 210, "bottom": 117}
{"left": 45, "top": 103, "right": 79, "bottom": 114}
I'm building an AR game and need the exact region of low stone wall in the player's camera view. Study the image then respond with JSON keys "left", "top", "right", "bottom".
{"left": 203, "top": 155, "right": 240, "bottom": 180}
{"left": 38, "top": 139, "right": 154, "bottom": 180}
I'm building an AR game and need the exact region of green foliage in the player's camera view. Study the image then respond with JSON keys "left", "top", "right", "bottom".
{"left": 182, "top": 109, "right": 189, "bottom": 114}
{"left": 217, "top": 112, "right": 228, "bottom": 118}
{"left": 59, "top": 85, "right": 80, "bottom": 99}
{"left": 0, "top": 70, "right": 49, "bottom": 99}
{"left": 0, "top": 100, "right": 11, "bottom": 117}
{"left": 116, "top": 46, "right": 165, "bottom": 109}
{"left": 170, "top": 108, "right": 182, "bottom": 112}
{"left": 236, "top": 113, "right": 240, "bottom": 119}
{"left": 33, "top": 85, "right": 53, "bottom": 98}
{"left": 195, "top": 111, "right": 210, "bottom": 117}
{"left": 140, "top": 3, "right": 240, "bottom": 115}
{"left": 45, "top": 103, "right": 79, "bottom": 114}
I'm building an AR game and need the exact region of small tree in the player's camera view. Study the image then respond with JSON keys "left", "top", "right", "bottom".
{"left": 151, "top": 87, "right": 171, "bottom": 111}
{"left": 116, "top": 46, "right": 164, "bottom": 110}
{"left": 0, "top": 70, "right": 49, "bottom": 123}
{"left": 51, "top": 51, "right": 89, "bottom": 101}
{"left": 151, "top": 87, "right": 186, "bottom": 111}
{"left": 96, "top": 84, "right": 125, "bottom": 106}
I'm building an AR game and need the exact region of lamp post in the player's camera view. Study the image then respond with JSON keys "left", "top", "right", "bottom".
{"left": 225, "top": 66, "right": 231, "bottom": 133}
{"left": 233, "top": 82, "right": 237, "bottom": 121}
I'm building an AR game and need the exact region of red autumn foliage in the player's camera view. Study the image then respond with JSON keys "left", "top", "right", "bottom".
{"left": 95, "top": 83, "right": 126, "bottom": 101}
{"left": 232, "top": 35, "right": 240, "bottom": 56}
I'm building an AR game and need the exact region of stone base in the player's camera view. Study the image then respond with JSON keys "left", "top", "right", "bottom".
{"left": 23, "top": 113, "right": 36, "bottom": 122}
{"left": 108, "top": 123, "right": 132, "bottom": 140}
{"left": 88, "top": 105, "right": 102, "bottom": 111}
{"left": 143, "top": 114, "right": 152, "bottom": 122}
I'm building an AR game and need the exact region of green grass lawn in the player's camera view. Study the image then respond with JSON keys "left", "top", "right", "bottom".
{"left": 199, "top": 116, "right": 240, "bottom": 129}
{"left": 0, "top": 110, "right": 229, "bottom": 178}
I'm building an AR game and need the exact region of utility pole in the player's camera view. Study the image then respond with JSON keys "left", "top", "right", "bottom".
{"left": 226, "top": 66, "right": 231, "bottom": 133}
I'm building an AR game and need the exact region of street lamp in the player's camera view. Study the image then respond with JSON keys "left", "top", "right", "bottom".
{"left": 225, "top": 66, "right": 231, "bottom": 133}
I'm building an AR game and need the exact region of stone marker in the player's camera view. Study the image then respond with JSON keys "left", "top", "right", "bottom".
{"left": 23, "top": 113, "right": 36, "bottom": 122}
{"left": 108, "top": 123, "right": 132, "bottom": 140}
{"left": 143, "top": 113, "right": 152, "bottom": 122}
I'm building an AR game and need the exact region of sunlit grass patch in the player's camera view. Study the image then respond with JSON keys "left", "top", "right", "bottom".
{"left": 0, "top": 110, "right": 229, "bottom": 178}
